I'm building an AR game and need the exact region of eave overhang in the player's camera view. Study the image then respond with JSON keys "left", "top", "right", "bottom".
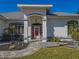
{"left": 17, "top": 4, "right": 53, "bottom": 8}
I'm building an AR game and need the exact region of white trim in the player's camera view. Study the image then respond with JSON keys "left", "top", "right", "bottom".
{"left": 17, "top": 4, "right": 53, "bottom": 8}
{"left": 28, "top": 14, "right": 43, "bottom": 19}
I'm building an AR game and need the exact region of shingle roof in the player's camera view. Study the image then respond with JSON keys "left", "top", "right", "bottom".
{"left": 0, "top": 14, "right": 7, "bottom": 20}
{"left": 0, "top": 12, "right": 24, "bottom": 19}
{"left": 0, "top": 12, "right": 79, "bottom": 20}
{"left": 53, "top": 12, "right": 79, "bottom": 16}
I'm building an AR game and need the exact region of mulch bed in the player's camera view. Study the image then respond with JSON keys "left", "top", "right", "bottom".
{"left": 0, "top": 41, "right": 29, "bottom": 51}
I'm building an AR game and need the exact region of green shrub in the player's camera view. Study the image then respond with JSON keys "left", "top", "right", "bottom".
{"left": 50, "top": 37, "right": 60, "bottom": 42}
{"left": 71, "top": 29, "right": 79, "bottom": 41}
{"left": 9, "top": 44, "right": 16, "bottom": 49}
{"left": 2, "top": 33, "right": 11, "bottom": 41}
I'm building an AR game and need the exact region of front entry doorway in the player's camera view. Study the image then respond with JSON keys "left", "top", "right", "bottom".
{"left": 31, "top": 23, "right": 42, "bottom": 39}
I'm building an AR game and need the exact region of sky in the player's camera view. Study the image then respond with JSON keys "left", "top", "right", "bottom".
{"left": 0, "top": 0, "right": 79, "bottom": 13}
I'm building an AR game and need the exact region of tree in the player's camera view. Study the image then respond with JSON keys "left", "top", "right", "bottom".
{"left": 76, "top": 12, "right": 79, "bottom": 14}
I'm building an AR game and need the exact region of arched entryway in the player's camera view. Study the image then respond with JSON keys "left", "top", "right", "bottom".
{"left": 28, "top": 14, "right": 42, "bottom": 39}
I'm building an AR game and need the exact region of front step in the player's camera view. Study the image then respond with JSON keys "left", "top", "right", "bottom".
{"left": 60, "top": 38, "right": 73, "bottom": 41}
{"left": 30, "top": 39, "right": 42, "bottom": 42}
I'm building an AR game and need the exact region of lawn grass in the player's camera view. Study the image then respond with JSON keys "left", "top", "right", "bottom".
{"left": 7, "top": 46, "right": 79, "bottom": 59}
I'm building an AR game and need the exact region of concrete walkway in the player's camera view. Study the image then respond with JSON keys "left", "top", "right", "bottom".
{"left": 0, "top": 41, "right": 42, "bottom": 58}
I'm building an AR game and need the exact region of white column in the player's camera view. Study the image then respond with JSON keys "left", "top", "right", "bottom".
{"left": 24, "top": 15, "right": 28, "bottom": 43}
{"left": 42, "top": 16, "right": 47, "bottom": 42}
{"left": 64, "top": 21, "right": 68, "bottom": 38}
{"left": 65, "top": 25, "right": 68, "bottom": 38}
{"left": 28, "top": 26, "right": 31, "bottom": 41}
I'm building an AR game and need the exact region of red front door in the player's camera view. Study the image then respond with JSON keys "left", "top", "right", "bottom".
{"left": 32, "top": 26, "right": 41, "bottom": 39}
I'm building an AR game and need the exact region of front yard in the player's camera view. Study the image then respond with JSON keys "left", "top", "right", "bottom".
{"left": 7, "top": 46, "right": 79, "bottom": 59}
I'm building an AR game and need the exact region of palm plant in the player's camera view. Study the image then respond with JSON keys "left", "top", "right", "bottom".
{"left": 68, "top": 20, "right": 79, "bottom": 41}
{"left": 71, "top": 27, "right": 79, "bottom": 41}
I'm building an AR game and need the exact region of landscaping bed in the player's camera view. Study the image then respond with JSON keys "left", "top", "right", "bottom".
{"left": 0, "top": 41, "right": 28, "bottom": 51}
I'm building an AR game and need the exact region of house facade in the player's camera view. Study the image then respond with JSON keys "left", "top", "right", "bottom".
{"left": 0, "top": 4, "right": 79, "bottom": 42}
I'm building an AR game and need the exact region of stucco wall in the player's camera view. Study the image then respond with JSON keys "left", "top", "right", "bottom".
{"left": 0, "top": 20, "right": 5, "bottom": 36}
{"left": 47, "top": 19, "right": 68, "bottom": 38}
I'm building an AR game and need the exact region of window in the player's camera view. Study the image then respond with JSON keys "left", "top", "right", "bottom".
{"left": 9, "top": 23, "right": 24, "bottom": 35}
